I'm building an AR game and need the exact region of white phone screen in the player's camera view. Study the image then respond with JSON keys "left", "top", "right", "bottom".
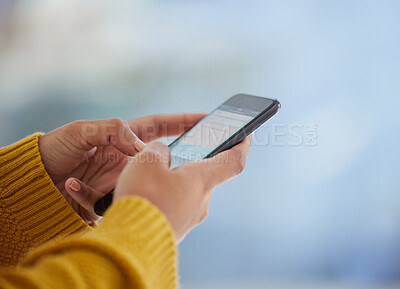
{"left": 169, "top": 104, "right": 259, "bottom": 168}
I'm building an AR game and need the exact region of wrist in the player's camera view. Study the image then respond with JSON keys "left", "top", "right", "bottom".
{"left": 38, "top": 133, "right": 61, "bottom": 184}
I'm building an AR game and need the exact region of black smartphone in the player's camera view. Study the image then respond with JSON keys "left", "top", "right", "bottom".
{"left": 94, "top": 94, "right": 280, "bottom": 216}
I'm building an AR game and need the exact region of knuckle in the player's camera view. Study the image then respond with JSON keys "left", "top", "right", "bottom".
{"left": 69, "top": 120, "right": 85, "bottom": 130}
{"left": 71, "top": 119, "right": 84, "bottom": 126}
{"left": 65, "top": 120, "right": 86, "bottom": 137}
{"left": 229, "top": 150, "right": 246, "bottom": 175}
{"left": 112, "top": 117, "right": 126, "bottom": 128}
{"left": 232, "top": 150, "right": 246, "bottom": 175}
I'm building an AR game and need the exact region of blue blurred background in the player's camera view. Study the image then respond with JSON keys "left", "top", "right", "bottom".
{"left": 1, "top": 0, "right": 400, "bottom": 288}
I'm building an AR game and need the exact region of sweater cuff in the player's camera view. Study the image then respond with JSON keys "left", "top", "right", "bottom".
{"left": 0, "top": 133, "right": 89, "bottom": 265}
{"left": 98, "top": 197, "right": 178, "bottom": 288}
{"left": 24, "top": 197, "right": 178, "bottom": 289}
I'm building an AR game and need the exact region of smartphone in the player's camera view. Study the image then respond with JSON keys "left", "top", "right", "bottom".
{"left": 94, "top": 94, "right": 280, "bottom": 216}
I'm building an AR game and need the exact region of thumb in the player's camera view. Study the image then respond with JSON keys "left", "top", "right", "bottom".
{"left": 65, "top": 178, "right": 106, "bottom": 220}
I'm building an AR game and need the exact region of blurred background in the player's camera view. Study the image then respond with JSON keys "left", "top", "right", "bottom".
{"left": 1, "top": 0, "right": 400, "bottom": 288}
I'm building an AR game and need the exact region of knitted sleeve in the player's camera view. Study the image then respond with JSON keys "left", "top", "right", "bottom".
{"left": 0, "top": 134, "right": 178, "bottom": 288}
{"left": 0, "top": 134, "right": 90, "bottom": 266}
{"left": 0, "top": 197, "right": 178, "bottom": 289}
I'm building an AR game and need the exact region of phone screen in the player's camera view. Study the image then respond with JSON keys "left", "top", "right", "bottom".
{"left": 169, "top": 95, "right": 275, "bottom": 168}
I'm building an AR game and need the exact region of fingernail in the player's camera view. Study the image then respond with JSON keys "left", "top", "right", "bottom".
{"left": 134, "top": 138, "right": 147, "bottom": 151}
{"left": 69, "top": 180, "right": 81, "bottom": 192}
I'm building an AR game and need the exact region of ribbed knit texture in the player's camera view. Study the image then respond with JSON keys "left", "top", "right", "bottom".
{"left": 0, "top": 134, "right": 178, "bottom": 289}
{"left": 0, "top": 134, "right": 90, "bottom": 266}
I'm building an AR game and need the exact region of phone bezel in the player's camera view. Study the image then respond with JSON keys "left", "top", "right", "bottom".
{"left": 168, "top": 93, "right": 280, "bottom": 160}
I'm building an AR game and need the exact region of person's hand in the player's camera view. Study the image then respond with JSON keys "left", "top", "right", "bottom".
{"left": 38, "top": 114, "right": 206, "bottom": 223}
{"left": 114, "top": 135, "right": 252, "bottom": 243}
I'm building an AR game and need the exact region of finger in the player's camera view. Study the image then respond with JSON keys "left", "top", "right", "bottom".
{"left": 65, "top": 178, "right": 106, "bottom": 218}
{"left": 133, "top": 142, "right": 172, "bottom": 169}
{"left": 177, "top": 135, "right": 253, "bottom": 189}
{"left": 73, "top": 118, "right": 146, "bottom": 156}
{"left": 128, "top": 113, "right": 207, "bottom": 143}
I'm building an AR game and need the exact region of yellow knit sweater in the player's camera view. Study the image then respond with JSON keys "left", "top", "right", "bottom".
{"left": 0, "top": 134, "right": 177, "bottom": 288}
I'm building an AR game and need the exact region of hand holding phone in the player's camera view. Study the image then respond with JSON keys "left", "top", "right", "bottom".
{"left": 113, "top": 138, "right": 252, "bottom": 243}
{"left": 94, "top": 94, "right": 280, "bottom": 216}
